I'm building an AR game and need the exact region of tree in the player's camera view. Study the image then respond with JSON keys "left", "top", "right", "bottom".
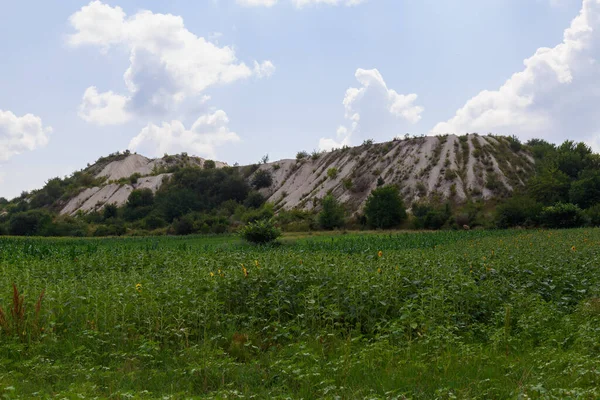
{"left": 569, "top": 170, "right": 600, "bottom": 209}
{"left": 8, "top": 210, "right": 53, "bottom": 236}
{"left": 103, "top": 204, "right": 118, "bottom": 220}
{"left": 364, "top": 185, "right": 406, "bottom": 229}
{"left": 252, "top": 170, "right": 273, "bottom": 189}
{"left": 318, "top": 195, "right": 344, "bottom": 230}
{"left": 203, "top": 160, "right": 216, "bottom": 169}
{"left": 127, "top": 189, "right": 154, "bottom": 208}
{"left": 528, "top": 168, "right": 570, "bottom": 205}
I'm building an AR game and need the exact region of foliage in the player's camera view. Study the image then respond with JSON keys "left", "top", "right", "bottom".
{"left": 495, "top": 195, "right": 542, "bottom": 228}
{"left": 326, "top": 167, "right": 338, "bottom": 179}
{"left": 203, "top": 159, "right": 216, "bottom": 169}
{"left": 239, "top": 218, "right": 281, "bottom": 244}
{"left": 0, "top": 230, "right": 598, "bottom": 397}
{"left": 251, "top": 169, "right": 273, "bottom": 189}
{"left": 318, "top": 195, "right": 345, "bottom": 230}
{"left": 364, "top": 185, "right": 407, "bottom": 229}
{"left": 540, "top": 202, "right": 585, "bottom": 229}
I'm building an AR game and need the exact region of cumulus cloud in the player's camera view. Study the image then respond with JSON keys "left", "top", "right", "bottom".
{"left": 319, "top": 68, "right": 424, "bottom": 151}
{"left": 432, "top": 0, "right": 600, "bottom": 148}
{"left": 68, "top": 1, "right": 275, "bottom": 123}
{"left": 0, "top": 110, "right": 52, "bottom": 162}
{"left": 128, "top": 110, "right": 240, "bottom": 159}
{"left": 79, "top": 87, "right": 132, "bottom": 125}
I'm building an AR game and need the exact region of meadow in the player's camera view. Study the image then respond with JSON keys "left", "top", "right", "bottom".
{"left": 0, "top": 229, "right": 598, "bottom": 399}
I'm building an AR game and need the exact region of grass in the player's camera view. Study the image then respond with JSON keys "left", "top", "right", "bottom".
{"left": 0, "top": 229, "right": 599, "bottom": 398}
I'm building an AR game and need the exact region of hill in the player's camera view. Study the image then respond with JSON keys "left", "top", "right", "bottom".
{"left": 1, "top": 134, "right": 600, "bottom": 236}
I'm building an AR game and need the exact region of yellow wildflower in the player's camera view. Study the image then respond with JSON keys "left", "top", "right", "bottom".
{"left": 210, "top": 272, "right": 215, "bottom": 277}
{"left": 571, "top": 245, "right": 576, "bottom": 252}
{"left": 135, "top": 283, "right": 142, "bottom": 293}
{"left": 242, "top": 267, "right": 248, "bottom": 277}
{"left": 377, "top": 268, "right": 382, "bottom": 274}
{"left": 378, "top": 250, "right": 383, "bottom": 258}
{"left": 255, "top": 260, "right": 260, "bottom": 268}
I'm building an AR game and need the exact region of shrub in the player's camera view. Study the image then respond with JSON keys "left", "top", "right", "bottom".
{"left": 244, "top": 191, "right": 265, "bottom": 209}
{"left": 129, "top": 173, "right": 142, "bottom": 185}
{"left": 103, "top": 204, "right": 118, "bottom": 220}
{"left": 8, "top": 210, "right": 53, "bottom": 236}
{"left": 252, "top": 170, "right": 273, "bottom": 189}
{"left": 364, "top": 185, "right": 407, "bottom": 229}
{"left": 327, "top": 167, "right": 339, "bottom": 179}
{"left": 540, "top": 203, "right": 585, "bottom": 229}
{"left": 203, "top": 160, "right": 216, "bottom": 169}
{"left": 172, "top": 216, "right": 195, "bottom": 235}
{"left": 495, "top": 196, "right": 542, "bottom": 228}
{"left": 239, "top": 219, "right": 281, "bottom": 244}
{"left": 127, "top": 189, "right": 154, "bottom": 208}
{"left": 296, "top": 151, "right": 309, "bottom": 161}
{"left": 318, "top": 195, "right": 344, "bottom": 230}
{"left": 585, "top": 203, "right": 600, "bottom": 226}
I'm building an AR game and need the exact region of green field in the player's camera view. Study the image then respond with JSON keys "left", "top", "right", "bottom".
{"left": 0, "top": 229, "right": 599, "bottom": 399}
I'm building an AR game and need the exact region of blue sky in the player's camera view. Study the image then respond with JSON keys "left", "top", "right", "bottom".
{"left": 0, "top": 0, "right": 594, "bottom": 199}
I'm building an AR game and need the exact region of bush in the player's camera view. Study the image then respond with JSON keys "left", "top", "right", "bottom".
{"left": 203, "top": 160, "right": 216, "bottom": 169}
{"left": 327, "top": 168, "right": 339, "bottom": 179}
{"left": 540, "top": 203, "right": 585, "bottom": 229}
{"left": 318, "top": 195, "right": 344, "bottom": 230}
{"left": 585, "top": 204, "right": 600, "bottom": 226}
{"left": 495, "top": 196, "right": 543, "bottom": 228}
{"left": 239, "top": 219, "right": 281, "bottom": 244}
{"left": 296, "top": 151, "right": 309, "bottom": 161}
{"left": 172, "top": 216, "right": 195, "bottom": 235}
{"left": 9, "top": 210, "right": 53, "bottom": 236}
{"left": 364, "top": 185, "right": 407, "bottom": 229}
{"left": 252, "top": 170, "right": 273, "bottom": 189}
{"left": 244, "top": 191, "right": 265, "bottom": 209}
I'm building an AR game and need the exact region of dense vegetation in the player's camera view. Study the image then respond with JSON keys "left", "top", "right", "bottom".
{"left": 0, "top": 229, "right": 598, "bottom": 398}
{"left": 2, "top": 136, "right": 600, "bottom": 237}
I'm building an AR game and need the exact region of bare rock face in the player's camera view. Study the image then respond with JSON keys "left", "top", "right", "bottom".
{"left": 251, "top": 134, "right": 535, "bottom": 212}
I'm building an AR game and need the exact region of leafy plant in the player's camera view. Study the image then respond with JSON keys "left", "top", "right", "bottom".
{"left": 239, "top": 219, "right": 281, "bottom": 244}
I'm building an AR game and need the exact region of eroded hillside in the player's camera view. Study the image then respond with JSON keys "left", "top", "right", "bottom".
{"left": 252, "top": 134, "right": 535, "bottom": 212}
{"left": 58, "top": 134, "right": 534, "bottom": 216}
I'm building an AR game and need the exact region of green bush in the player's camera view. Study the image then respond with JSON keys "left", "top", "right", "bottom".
{"left": 364, "top": 185, "right": 407, "bottom": 229}
{"left": 203, "top": 160, "right": 216, "bottom": 169}
{"left": 8, "top": 210, "right": 53, "bottom": 236}
{"left": 540, "top": 203, "right": 585, "bottom": 229}
{"left": 495, "top": 196, "right": 543, "bottom": 228}
{"left": 318, "top": 195, "right": 345, "bottom": 230}
{"left": 252, "top": 170, "right": 273, "bottom": 189}
{"left": 239, "top": 219, "right": 281, "bottom": 244}
{"left": 327, "top": 168, "right": 339, "bottom": 179}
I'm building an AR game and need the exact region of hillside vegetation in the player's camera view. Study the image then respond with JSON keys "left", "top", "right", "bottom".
{"left": 1, "top": 134, "right": 599, "bottom": 236}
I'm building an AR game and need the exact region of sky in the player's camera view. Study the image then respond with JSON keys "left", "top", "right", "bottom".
{"left": 0, "top": 0, "right": 596, "bottom": 199}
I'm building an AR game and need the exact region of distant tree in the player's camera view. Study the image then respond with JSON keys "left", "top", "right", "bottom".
{"left": 252, "top": 170, "right": 273, "bottom": 189}
{"left": 318, "top": 195, "right": 345, "bottom": 230}
{"left": 8, "top": 210, "right": 52, "bottom": 236}
{"left": 261, "top": 154, "right": 269, "bottom": 164}
{"left": 127, "top": 189, "right": 154, "bottom": 208}
{"left": 244, "top": 191, "right": 265, "bottom": 209}
{"left": 103, "top": 204, "right": 118, "bottom": 220}
{"left": 364, "top": 185, "right": 406, "bottom": 229}
{"left": 540, "top": 203, "right": 585, "bottom": 229}
{"left": 528, "top": 168, "right": 570, "bottom": 205}
{"left": 239, "top": 219, "right": 281, "bottom": 244}
{"left": 495, "top": 195, "right": 543, "bottom": 228}
{"left": 0, "top": 197, "right": 7, "bottom": 205}
{"left": 569, "top": 170, "right": 600, "bottom": 209}
{"left": 203, "top": 160, "right": 216, "bottom": 169}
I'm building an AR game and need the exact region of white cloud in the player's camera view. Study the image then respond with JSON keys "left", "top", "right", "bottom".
{"left": 432, "top": 0, "right": 600, "bottom": 147}
{"left": 0, "top": 110, "right": 52, "bottom": 162}
{"left": 237, "top": 0, "right": 279, "bottom": 7}
{"left": 128, "top": 110, "right": 240, "bottom": 158}
{"left": 319, "top": 68, "right": 423, "bottom": 150}
{"left": 79, "top": 86, "right": 132, "bottom": 125}
{"left": 68, "top": 1, "right": 274, "bottom": 121}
